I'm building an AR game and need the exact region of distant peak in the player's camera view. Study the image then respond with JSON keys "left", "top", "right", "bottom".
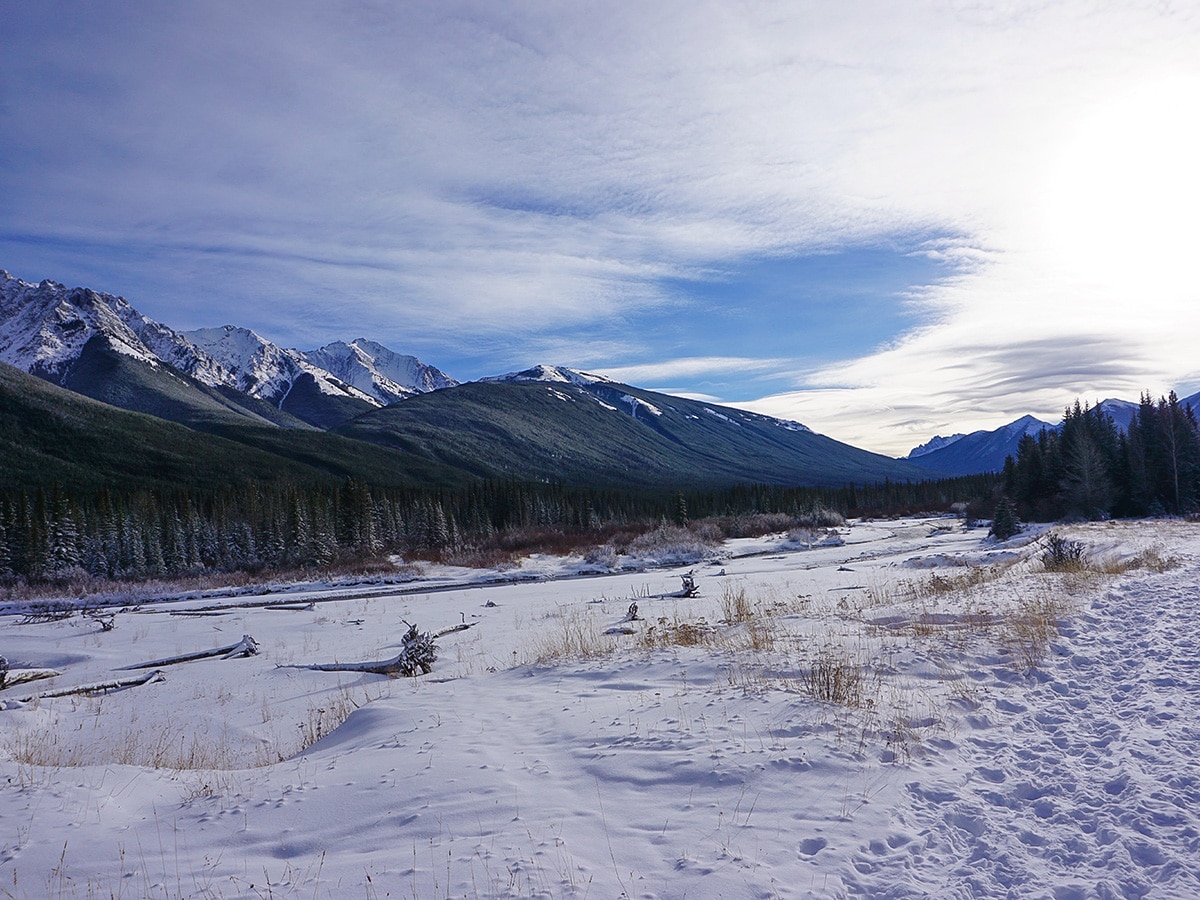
{"left": 906, "top": 433, "right": 965, "bottom": 459}
{"left": 482, "top": 364, "right": 609, "bottom": 386}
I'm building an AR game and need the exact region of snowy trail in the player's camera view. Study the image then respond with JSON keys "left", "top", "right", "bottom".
{"left": 848, "top": 561, "right": 1200, "bottom": 899}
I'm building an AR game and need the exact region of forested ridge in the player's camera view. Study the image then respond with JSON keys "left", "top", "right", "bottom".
{"left": 1001, "top": 392, "right": 1200, "bottom": 524}
{"left": 5, "top": 387, "right": 1196, "bottom": 589}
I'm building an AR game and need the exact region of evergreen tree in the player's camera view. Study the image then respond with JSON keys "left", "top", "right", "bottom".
{"left": 673, "top": 491, "right": 689, "bottom": 526}
{"left": 989, "top": 495, "right": 1021, "bottom": 540}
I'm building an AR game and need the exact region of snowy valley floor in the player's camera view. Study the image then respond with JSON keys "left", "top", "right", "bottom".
{"left": 2, "top": 517, "right": 1199, "bottom": 898}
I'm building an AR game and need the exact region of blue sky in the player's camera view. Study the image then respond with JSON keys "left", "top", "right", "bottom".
{"left": 3, "top": 1, "right": 1199, "bottom": 454}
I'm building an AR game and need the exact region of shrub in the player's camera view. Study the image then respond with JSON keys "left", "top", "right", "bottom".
{"left": 627, "top": 525, "right": 718, "bottom": 565}
{"left": 582, "top": 544, "right": 619, "bottom": 569}
{"left": 1042, "top": 534, "right": 1085, "bottom": 572}
{"left": 803, "top": 648, "right": 870, "bottom": 707}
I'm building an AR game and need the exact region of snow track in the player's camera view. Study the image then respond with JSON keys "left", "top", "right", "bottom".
{"left": 849, "top": 562, "right": 1200, "bottom": 899}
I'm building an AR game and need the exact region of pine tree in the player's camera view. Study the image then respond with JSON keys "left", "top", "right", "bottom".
{"left": 989, "top": 496, "right": 1021, "bottom": 541}
{"left": 0, "top": 517, "right": 11, "bottom": 579}
{"left": 673, "top": 491, "right": 689, "bottom": 527}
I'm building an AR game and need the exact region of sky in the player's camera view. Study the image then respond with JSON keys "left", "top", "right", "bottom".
{"left": 2, "top": 1, "right": 1199, "bottom": 456}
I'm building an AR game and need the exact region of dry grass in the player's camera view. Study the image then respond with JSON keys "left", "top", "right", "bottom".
{"left": 4, "top": 682, "right": 381, "bottom": 780}
{"left": 720, "top": 584, "right": 754, "bottom": 624}
{"left": 998, "top": 592, "right": 1069, "bottom": 670}
{"left": 1093, "top": 546, "right": 1180, "bottom": 575}
{"left": 637, "top": 616, "right": 715, "bottom": 650}
{"left": 803, "top": 647, "right": 873, "bottom": 707}
{"left": 523, "top": 606, "right": 613, "bottom": 665}
{"left": 868, "top": 562, "right": 1010, "bottom": 606}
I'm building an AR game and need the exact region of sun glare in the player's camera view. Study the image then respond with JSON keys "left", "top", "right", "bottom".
{"left": 1040, "top": 75, "right": 1200, "bottom": 297}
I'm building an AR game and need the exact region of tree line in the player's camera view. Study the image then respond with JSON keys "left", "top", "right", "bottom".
{"left": 1001, "top": 392, "right": 1200, "bottom": 525}
{"left": 0, "top": 473, "right": 997, "bottom": 585}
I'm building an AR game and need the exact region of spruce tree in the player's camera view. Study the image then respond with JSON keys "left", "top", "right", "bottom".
{"left": 989, "top": 496, "right": 1021, "bottom": 541}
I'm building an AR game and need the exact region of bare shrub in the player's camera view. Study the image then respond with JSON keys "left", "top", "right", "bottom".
{"left": 804, "top": 648, "right": 871, "bottom": 707}
{"left": 706, "top": 509, "right": 846, "bottom": 540}
{"left": 627, "top": 525, "right": 719, "bottom": 565}
{"left": 1042, "top": 534, "right": 1085, "bottom": 572}
{"left": 638, "top": 617, "right": 714, "bottom": 650}
{"left": 787, "top": 526, "right": 844, "bottom": 548}
{"left": 440, "top": 545, "right": 521, "bottom": 569}
{"left": 582, "top": 544, "right": 619, "bottom": 569}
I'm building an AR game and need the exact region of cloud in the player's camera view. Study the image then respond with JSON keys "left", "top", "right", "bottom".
{"left": 598, "top": 356, "right": 792, "bottom": 385}
{"left": 3, "top": 1, "right": 1200, "bottom": 451}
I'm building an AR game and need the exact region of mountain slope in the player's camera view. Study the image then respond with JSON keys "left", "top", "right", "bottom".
{"left": 58, "top": 334, "right": 313, "bottom": 431}
{"left": 0, "top": 360, "right": 465, "bottom": 493}
{"left": 339, "top": 369, "right": 938, "bottom": 488}
{"left": 907, "top": 414, "right": 1054, "bottom": 475}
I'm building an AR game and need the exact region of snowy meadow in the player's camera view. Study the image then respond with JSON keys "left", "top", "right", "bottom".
{"left": 2, "top": 516, "right": 1198, "bottom": 898}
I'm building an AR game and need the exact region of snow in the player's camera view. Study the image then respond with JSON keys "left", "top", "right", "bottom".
{"left": 703, "top": 406, "right": 738, "bottom": 426}
{"left": 3, "top": 517, "right": 1200, "bottom": 898}
{"left": 300, "top": 339, "right": 458, "bottom": 405}
{"left": 622, "top": 393, "right": 663, "bottom": 417}
{"left": 907, "top": 433, "right": 966, "bottom": 459}
{"left": 483, "top": 364, "right": 610, "bottom": 387}
{"left": 185, "top": 326, "right": 379, "bottom": 406}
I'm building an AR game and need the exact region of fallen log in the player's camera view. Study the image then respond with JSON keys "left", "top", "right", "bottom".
{"left": 118, "top": 634, "right": 259, "bottom": 670}
{"left": 281, "top": 621, "right": 470, "bottom": 677}
{"left": 17, "top": 669, "right": 165, "bottom": 702}
{"left": 0, "top": 668, "right": 60, "bottom": 689}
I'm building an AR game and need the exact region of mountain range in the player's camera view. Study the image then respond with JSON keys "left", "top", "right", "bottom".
{"left": 5, "top": 269, "right": 1193, "bottom": 491}
{"left": 0, "top": 271, "right": 935, "bottom": 492}
{"left": 905, "top": 396, "right": 1200, "bottom": 476}
{"left": 0, "top": 271, "right": 456, "bottom": 431}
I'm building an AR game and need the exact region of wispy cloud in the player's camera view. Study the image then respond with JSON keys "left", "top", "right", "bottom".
{"left": 599, "top": 356, "right": 793, "bottom": 385}
{"left": 2, "top": 1, "right": 1199, "bottom": 453}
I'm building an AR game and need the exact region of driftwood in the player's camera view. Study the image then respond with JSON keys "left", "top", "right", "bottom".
{"left": 282, "top": 621, "right": 475, "bottom": 678}
{"left": 0, "top": 668, "right": 60, "bottom": 689}
{"left": 117, "top": 634, "right": 259, "bottom": 670}
{"left": 17, "top": 669, "right": 165, "bottom": 702}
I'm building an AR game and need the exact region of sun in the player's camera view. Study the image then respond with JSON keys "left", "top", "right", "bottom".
{"left": 1039, "top": 75, "right": 1200, "bottom": 297}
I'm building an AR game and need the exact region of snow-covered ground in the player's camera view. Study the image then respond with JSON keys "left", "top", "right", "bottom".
{"left": 2, "top": 516, "right": 1198, "bottom": 898}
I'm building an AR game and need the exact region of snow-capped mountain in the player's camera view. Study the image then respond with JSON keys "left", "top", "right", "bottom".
{"left": 0, "top": 270, "right": 458, "bottom": 430}
{"left": 906, "top": 414, "right": 1055, "bottom": 475}
{"left": 0, "top": 270, "right": 225, "bottom": 382}
{"left": 907, "top": 433, "right": 966, "bottom": 459}
{"left": 482, "top": 364, "right": 610, "bottom": 387}
{"left": 1093, "top": 398, "right": 1141, "bottom": 431}
{"left": 301, "top": 339, "right": 458, "bottom": 406}
{"left": 183, "top": 326, "right": 377, "bottom": 408}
